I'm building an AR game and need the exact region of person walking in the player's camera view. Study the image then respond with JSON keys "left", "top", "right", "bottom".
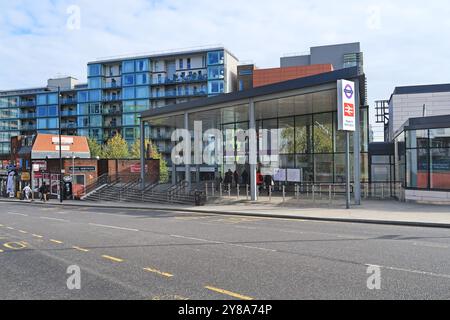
{"left": 224, "top": 169, "right": 233, "bottom": 191}
{"left": 264, "top": 174, "right": 274, "bottom": 196}
{"left": 256, "top": 170, "right": 264, "bottom": 194}
{"left": 39, "top": 182, "right": 49, "bottom": 202}
{"left": 233, "top": 170, "right": 239, "bottom": 187}
{"left": 241, "top": 169, "right": 249, "bottom": 186}
{"left": 23, "top": 184, "right": 32, "bottom": 201}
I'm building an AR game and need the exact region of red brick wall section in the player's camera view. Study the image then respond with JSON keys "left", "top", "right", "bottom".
{"left": 253, "top": 64, "right": 334, "bottom": 88}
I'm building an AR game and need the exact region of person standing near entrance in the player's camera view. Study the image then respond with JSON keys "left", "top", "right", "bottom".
{"left": 233, "top": 170, "right": 239, "bottom": 187}
{"left": 241, "top": 170, "right": 249, "bottom": 186}
{"left": 256, "top": 170, "right": 264, "bottom": 193}
{"left": 264, "top": 174, "right": 274, "bottom": 196}
{"left": 40, "top": 182, "right": 49, "bottom": 202}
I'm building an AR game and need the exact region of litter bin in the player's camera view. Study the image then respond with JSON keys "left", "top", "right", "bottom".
{"left": 194, "top": 191, "right": 205, "bottom": 206}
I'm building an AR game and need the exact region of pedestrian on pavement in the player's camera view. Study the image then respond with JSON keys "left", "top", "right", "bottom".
{"left": 224, "top": 170, "right": 233, "bottom": 191}
{"left": 23, "top": 184, "right": 32, "bottom": 201}
{"left": 256, "top": 170, "right": 264, "bottom": 193}
{"left": 233, "top": 170, "right": 239, "bottom": 187}
{"left": 264, "top": 174, "right": 274, "bottom": 196}
{"left": 39, "top": 182, "right": 49, "bottom": 202}
{"left": 241, "top": 169, "right": 249, "bottom": 186}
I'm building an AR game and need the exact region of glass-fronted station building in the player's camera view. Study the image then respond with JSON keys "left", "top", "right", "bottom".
{"left": 141, "top": 67, "right": 368, "bottom": 201}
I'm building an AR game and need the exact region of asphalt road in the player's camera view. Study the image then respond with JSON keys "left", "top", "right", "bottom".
{"left": 1, "top": 202, "right": 450, "bottom": 300}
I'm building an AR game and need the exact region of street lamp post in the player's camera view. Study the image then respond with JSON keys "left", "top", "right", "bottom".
{"left": 46, "top": 85, "right": 63, "bottom": 203}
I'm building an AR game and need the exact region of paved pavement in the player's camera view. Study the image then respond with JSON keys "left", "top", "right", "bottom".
{"left": 1, "top": 201, "right": 450, "bottom": 300}
{"left": 3, "top": 198, "right": 450, "bottom": 228}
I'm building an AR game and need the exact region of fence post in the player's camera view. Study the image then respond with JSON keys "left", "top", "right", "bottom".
{"left": 312, "top": 185, "right": 315, "bottom": 203}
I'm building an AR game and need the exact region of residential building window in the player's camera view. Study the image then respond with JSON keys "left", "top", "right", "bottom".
{"left": 37, "top": 118, "right": 47, "bottom": 129}
{"left": 88, "top": 90, "right": 101, "bottom": 102}
{"left": 179, "top": 59, "right": 184, "bottom": 69}
{"left": 123, "top": 74, "right": 135, "bottom": 86}
{"left": 47, "top": 94, "right": 58, "bottom": 105}
{"left": 122, "top": 60, "right": 135, "bottom": 73}
{"left": 123, "top": 87, "right": 135, "bottom": 100}
{"left": 135, "top": 59, "right": 149, "bottom": 72}
{"left": 77, "top": 91, "right": 88, "bottom": 103}
{"left": 48, "top": 118, "right": 59, "bottom": 129}
{"left": 37, "top": 106, "right": 47, "bottom": 117}
{"left": 136, "top": 73, "right": 149, "bottom": 85}
{"left": 88, "top": 64, "right": 102, "bottom": 77}
{"left": 208, "top": 65, "right": 225, "bottom": 80}
{"left": 123, "top": 114, "right": 137, "bottom": 126}
{"left": 187, "top": 58, "right": 191, "bottom": 69}
{"left": 89, "top": 77, "right": 102, "bottom": 89}
{"left": 123, "top": 101, "right": 135, "bottom": 113}
{"left": 207, "top": 51, "right": 224, "bottom": 65}
{"left": 136, "top": 86, "right": 149, "bottom": 99}
{"left": 48, "top": 105, "right": 58, "bottom": 117}
{"left": 135, "top": 100, "right": 149, "bottom": 112}
{"left": 37, "top": 94, "right": 47, "bottom": 105}
{"left": 208, "top": 80, "right": 224, "bottom": 94}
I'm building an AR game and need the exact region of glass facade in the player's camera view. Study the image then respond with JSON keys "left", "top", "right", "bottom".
{"left": 401, "top": 128, "right": 450, "bottom": 190}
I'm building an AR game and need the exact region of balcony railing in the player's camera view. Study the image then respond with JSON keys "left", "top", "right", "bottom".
{"left": 61, "top": 98, "right": 77, "bottom": 105}
{"left": 19, "top": 113, "right": 36, "bottom": 119}
{"left": 103, "top": 95, "right": 122, "bottom": 102}
{"left": 20, "top": 124, "right": 37, "bottom": 131}
{"left": 152, "top": 90, "right": 207, "bottom": 99}
{"left": 152, "top": 74, "right": 208, "bottom": 86}
{"left": 102, "top": 109, "right": 122, "bottom": 115}
{"left": 103, "top": 81, "right": 122, "bottom": 89}
{"left": 20, "top": 101, "right": 36, "bottom": 107}
{"left": 61, "top": 110, "right": 78, "bottom": 117}
{"left": 61, "top": 123, "right": 77, "bottom": 129}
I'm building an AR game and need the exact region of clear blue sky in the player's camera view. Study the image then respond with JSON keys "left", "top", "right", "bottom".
{"left": 1, "top": 0, "right": 449, "bottom": 140}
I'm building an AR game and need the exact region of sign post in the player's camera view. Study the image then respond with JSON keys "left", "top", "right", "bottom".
{"left": 337, "top": 80, "right": 356, "bottom": 209}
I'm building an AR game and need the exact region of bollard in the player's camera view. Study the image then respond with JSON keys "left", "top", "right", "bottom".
{"left": 329, "top": 185, "right": 332, "bottom": 205}
{"left": 381, "top": 184, "right": 384, "bottom": 199}
{"left": 205, "top": 183, "right": 208, "bottom": 198}
{"left": 237, "top": 184, "right": 240, "bottom": 199}
{"left": 219, "top": 183, "right": 223, "bottom": 197}
{"left": 282, "top": 185, "right": 286, "bottom": 203}
{"left": 312, "top": 185, "right": 315, "bottom": 203}
{"left": 212, "top": 182, "right": 215, "bottom": 197}
{"left": 246, "top": 184, "right": 249, "bottom": 200}
{"left": 306, "top": 184, "right": 309, "bottom": 197}
{"left": 228, "top": 184, "right": 231, "bottom": 198}
{"left": 269, "top": 186, "right": 272, "bottom": 202}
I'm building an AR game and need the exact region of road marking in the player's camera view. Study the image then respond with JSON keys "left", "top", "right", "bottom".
{"left": 412, "top": 242, "right": 449, "bottom": 249}
{"left": 18, "top": 230, "right": 28, "bottom": 234}
{"left": 6, "top": 213, "right": 29, "bottom": 217}
{"left": 50, "top": 239, "right": 63, "bottom": 244}
{"left": 3, "top": 241, "right": 28, "bottom": 250}
{"left": 0, "top": 224, "right": 4, "bottom": 227}
{"left": 40, "top": 217, "right": 69, "bottom": 222}
{"left": 143, "top": 267, "right": 174, "bottom": 278}
{"left": 170, "top": 235, "right": 276, "bottom": 252}
{"left": 0, "top": 249, "right": 3, "bottom": 253}
{"left": 205, "top": 286, "right": 254, "bottom": 300}
{"left": 6, "top": 227, "right": 14, "bottom": 230}
{"left": 32, "top": 234, "right": 43, "bottom": 238}
{"left": 89, "top": 223, "right": 139, "bottom": 232}
{"left": 72, "top": 246, "right": 89, "bottom": 252}
{"left": 366, "top": 264, "right": 450, "bottom": 279}
{"left": 102, "top": 255, "right": 124, "bottom": 263}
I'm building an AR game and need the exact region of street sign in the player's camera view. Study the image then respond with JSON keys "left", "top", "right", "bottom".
{"left": 337, "top": 80, "right": 356, "bottom": 132}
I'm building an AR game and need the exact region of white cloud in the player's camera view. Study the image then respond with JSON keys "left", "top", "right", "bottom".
{"left": 0, "top": 0, "right": 450, "bottom": 133}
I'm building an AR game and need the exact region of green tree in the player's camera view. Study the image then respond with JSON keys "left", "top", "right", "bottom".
{"left": 130, "top": 139, "right": 169, "bottom": 183}
{"left": 87, "top": 138, "right": 103, "bottom": 158}
{"left": 103, "top": 134, "right": 130, "bottom": 159}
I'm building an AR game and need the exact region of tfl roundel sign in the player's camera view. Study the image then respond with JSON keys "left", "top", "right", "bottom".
{"left": 337, "top": 80, "right": 356, "bottom": 132}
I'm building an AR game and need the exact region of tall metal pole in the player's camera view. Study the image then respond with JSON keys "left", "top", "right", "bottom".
{"left": 140, "top": 118, "right": 145, "bottom": 190}
{"left": 345, "top": 131, "right": 350, "bottom": 209}
{"left": 58, "top": 86, "right": 63, "bottom": 203}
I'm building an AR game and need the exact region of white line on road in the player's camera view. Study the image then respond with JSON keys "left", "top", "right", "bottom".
{"left": 412, "top": 242, "right": 449, "bottom": 249}
{"left": 5, "top": 213, "right": 29, "bottom": 217}
{"left": 170, "top": 234, "right": 277, "bottom": 252}
{"left": 88, "top": 223, "right": 139, "bottom": 232}
{"left": 40, "top": 217, "right": 69, "bottom": 222}
{"left": 366, "top": 264, "right": 450, "bottom": 279}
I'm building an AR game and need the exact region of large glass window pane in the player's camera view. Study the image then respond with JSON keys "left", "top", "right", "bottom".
{"left": 37, "top": 106, "right": 47, "bottom": 117}
{"left": 136, "top": 86, "right": 149, "bottom": 99}
{"left": 406, "top": 130, "right": 428, "bottom": 149}
{"left": 37, "top": 94, "right": 47, "bottom": 105}
{"left": 90, "top": 115, "right": 102, "bottom": 127}
{"left": 208, "top": 65, "right": 225, "bottom": 80}
{"left": 48, "top": 105, "right": 58, "bottom": 116}
{"left": 208, "top": 80, "right": 224, "bottom": 94}
{"left": 430, "top": 148, "right": 450, "bottom": 190}
{"left": 123, "top": 114, "right": 137, "bottom": 126}
{"left": 278, "top": 117, "right": 295, "bottom": 154}
{"left": 314, "top": 113, "right": 333, "bottom": 153}
{"left": 135, "top": 59, "right": 149, "bottom": 72}
{"left": 135, "top": 100, "right": 149, "bottom": 112}
{"left": 406, "top": 148, "right": 428, "bottom": 189}
{"left": 296, "top": 155, "right": 314, "bottom": 183}
{"left": 77, "top": 104, "right": 89, "bottom": 115}
{"left": 122, "top": 60, "right": 135, "bottom": 73}
{"left": 77, "top": 116, "right": 89, "bottom": 128}
{"left": 123, "top": 101, "right": 135, "bottom": 113}
{"left": 124, "top": 127, "right": 135, "bottom": 140}
{"left": 77, "top": 91, "right": 88, "bottom": 103}
{"left": 47, "top": 118, "right": 59, "bottom": 129}
{"left": 295, "top": 115, "right": 312, "bottom": 154}
{"left": 430, "top": 128, "right": 450, "bottom": 148}
{"left": 314, "top": 154, "right": 333, "bottom": 183}
{"left": 123, "top": 74, "right": 135, "bottom": 86}
{"left": 207, "top": 51, "right": 224, "bottom": 65}
{"left": 88, "top": 77, "right": 102, "bottom": 89}
{"left": 88, "top": 90, "right": 101, "bottom": 102}
{"left": 37, "top": 118, "right": 47, "bottom": 129}
{"left": 136, "top": 73, "right": 149, "bottom": 85}
{"left": 123, "top": 87, "right": 135, "bottom": 100}
{"left": 334, "top": 111, "right": 353, "bottom": 152}
{"left": 334, "top": 153, "right": 354, "bottom": 183}
{"left": 47, "top": 94, "right": 58, "bottom": 105}
{"left": 88, "top": 64, "right": 101, "bottom": 77}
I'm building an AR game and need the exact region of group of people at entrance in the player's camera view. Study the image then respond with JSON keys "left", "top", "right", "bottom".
{"left": 222, "top": 169, "right": 274, "bottom": 195}
{"left": 21, "top": 182, "right": 50, "bottom": 202}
